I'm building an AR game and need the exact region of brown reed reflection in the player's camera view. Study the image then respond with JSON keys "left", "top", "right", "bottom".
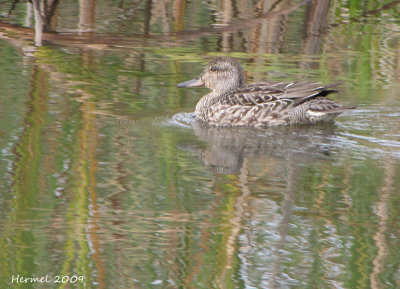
{"left": 371, "top": 159, "right": 396, "bottom": 289}
{"left": 250, "top": 0, "right": 290, "bottom": 54}
{"left": 302, "top": 0, "right": 331, "bottom": 56}
{"left": 79, "top": 0, "right": 96, "bottom": 33}
{"left": 3, "top": 0, "right": 399, "bottom": 54}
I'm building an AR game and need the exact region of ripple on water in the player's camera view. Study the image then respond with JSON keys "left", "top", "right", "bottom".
{"left": 159, "top": 112, "right": 197, "bottom": 129}
{"left": 156, "top": 106, "right": 400, "bottom": 162}
{"left": 334, "top": 106, "right": 400, "bottom": 159}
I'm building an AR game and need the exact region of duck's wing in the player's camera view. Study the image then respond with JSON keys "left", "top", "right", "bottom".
{"left": 277, "top": 82, "right": 341, "bottom": 106}
{"left": 219, "top": 81, "right": 340, "bottom": 107}
{"left": 218, "top": 84, "right": 286, "bottom": 106}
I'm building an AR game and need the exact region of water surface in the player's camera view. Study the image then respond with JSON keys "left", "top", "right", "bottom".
{"left": 0, "top": 1, "right": 400, "bottom": 288}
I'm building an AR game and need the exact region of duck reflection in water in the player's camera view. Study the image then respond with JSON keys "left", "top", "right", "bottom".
{"left": 177, "top": 115, "right": 337, "bottom": 175}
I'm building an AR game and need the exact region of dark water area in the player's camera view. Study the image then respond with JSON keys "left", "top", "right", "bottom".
{"left": 0, "top": 1, "right": 400, "bottom": 288}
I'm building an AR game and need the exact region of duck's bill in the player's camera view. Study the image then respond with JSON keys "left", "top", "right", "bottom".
{"left": 177, "top": 77, "right": 204, "bottom": 88}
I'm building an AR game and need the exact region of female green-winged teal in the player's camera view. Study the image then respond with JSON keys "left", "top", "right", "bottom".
{"left": 177, "top": 57, "right": 354, "bottom": 126}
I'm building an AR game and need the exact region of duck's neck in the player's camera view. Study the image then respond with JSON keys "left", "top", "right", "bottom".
{"left": 195, "top": 83, "right": 243, "bottom": 120}
{"left": 195, "top": 91, "right": 221, "bottom": 120}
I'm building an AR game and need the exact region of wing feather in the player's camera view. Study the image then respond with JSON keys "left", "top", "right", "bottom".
{"left": 218, "top": 81, "right": 341, "bottom": 107}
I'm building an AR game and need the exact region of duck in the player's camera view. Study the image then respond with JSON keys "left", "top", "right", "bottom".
{"left": 177, "top": 57, "right": 354, "bottom": 126}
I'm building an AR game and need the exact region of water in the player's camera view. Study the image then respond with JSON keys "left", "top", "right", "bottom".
{"left": 0, "top": 1, "right": 400, "bottom": 288}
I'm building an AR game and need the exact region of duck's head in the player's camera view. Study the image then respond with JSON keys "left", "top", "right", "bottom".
{"left": 177, "top": 57, "right": 245, "bottom": 94}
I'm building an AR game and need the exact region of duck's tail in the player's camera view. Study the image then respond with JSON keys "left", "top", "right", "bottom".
{"left": 292, "top": 83, "right": 342, "bottom": 107}
{"left": 321, "top": 105, "right": 357, "bottom": 114}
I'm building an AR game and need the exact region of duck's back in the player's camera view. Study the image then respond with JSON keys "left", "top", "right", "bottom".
{"left": 197, "top": 81, "right": 354, "bottom": 126}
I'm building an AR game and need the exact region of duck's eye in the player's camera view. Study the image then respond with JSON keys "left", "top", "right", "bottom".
{"left": 210, "top": 66, "right": 218, "bottom": 72}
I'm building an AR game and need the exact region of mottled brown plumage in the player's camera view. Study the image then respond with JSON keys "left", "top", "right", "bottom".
{"left": 177, "top": 57, "right": 354, "bottom": 126}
